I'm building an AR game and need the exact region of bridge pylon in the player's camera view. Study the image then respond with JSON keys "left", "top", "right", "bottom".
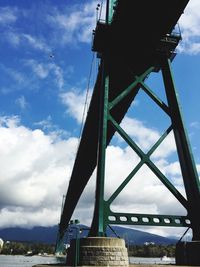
{"left": 89, "top": 53, "right": 200, "bottom": 239}
{"left": 56, "top": 0, "right": 200, "bottom": 265}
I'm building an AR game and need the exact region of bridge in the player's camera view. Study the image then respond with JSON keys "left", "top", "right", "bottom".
{"left": 56, "top": 0, "right": 200, "bottom": 265}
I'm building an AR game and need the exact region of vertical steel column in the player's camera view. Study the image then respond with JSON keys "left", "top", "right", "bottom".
{"left": 89, "top": 0, "right": 114, "bottom": 237}
{"left": 161, "top": 57, "right": 200, "bottom": 240}
{"left": 106, "top": 0, "right": 115, "bottom": 23}
{"left": 89, "top": 60, "right": 109, "bottom": 236}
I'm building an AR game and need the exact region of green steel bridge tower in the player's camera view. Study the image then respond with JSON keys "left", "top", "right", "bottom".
{"left": 56, "top": 0, "right": 200, "bottom": 265}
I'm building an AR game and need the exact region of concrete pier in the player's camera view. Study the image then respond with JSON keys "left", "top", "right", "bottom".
{"left": 65, "top": 237, "right": 128, "bottom": 266}
{"left": 78, "top": 237, "right": 128, "bottom": 266}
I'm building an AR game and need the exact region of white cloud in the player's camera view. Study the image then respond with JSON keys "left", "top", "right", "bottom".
{"left": 1, "top": 1, "right": 98, "bottom": 49}
{"left": 34, "top": 116, "right": 70, "bottom": 140}
{"left": 120, "top": 117, "right": 159, "bottom": 151}
{"left": 0, "top": 208, "right": 59, "bottom": 228}
{"left": 197, "top": 164, "right": 200, "bottom": 173}
{"left": 47, "top": 1, "right": 98, "bottom": 45}
{"left": 135, "top": 225, "right": 191, "bottom": 239}
{"left": 0, "top": 64, "right": 26, "bottom": 85}
{"left": 53, "top": 64, "right": 65, "bottom": 89}
{"left": 179, "top": 0, "right": 200, "bottom": 39}
{"left": 26, "top": 59, "right": 49, "bottom": 79}
{"left": 0, "top": 7, "right": 50, "bottom": 52}
{"left": 60, "top": 88, "right": 92, "bottom": 124}
{"left": 0, "top": 114, "right": 198, "bottom": 240}
{"left": 4, "top": 30, "right": 51, "bottom": 53}
{"left": 9, "top": 69, "right": 25, "bottom": 84}
{"left": 0, "top": 1, "right": 103, "bottom": 48}
{"left": 190, "top": 121, "right": 200, "bottom": 130}
{"left": 160, "top": 161, "right": 181, "bottom": 177}
{"left": 107, "top": 161, "right": 186, "bottom": 216}
{"left": 120, "top": 116, "right": 176, "bottom": 158}
{"left": 5, "top": 31, "right": 20, "bottom": 46}
{"left": 0, "top": 6, "right": 18, "bottom": 25}
{"left": 0, "top": 116, "right": 78, "bottom": 228}
{"left": 25, "top": 59, "right": 64, "bottom": 89}
{"left": 22, "top": 34, "right": 51, "bottom": 53}
{"left": 0, "top": 64, "right": 28, "bottom": 94}
{"left": 104, "top": 146, "right": 191, "bottom": 239}
{"left": 178, "top": 0, "right": 200, "bottom": 54}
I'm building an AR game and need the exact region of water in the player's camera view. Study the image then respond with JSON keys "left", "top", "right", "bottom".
{"left": 129, "top": 256, "right": 175, "bottom": 265}
{"left": 0, "top": 255, "right": 65, "bottom": 267}
{"left": 0, "top": 255, "right": 176, "bottom": 266}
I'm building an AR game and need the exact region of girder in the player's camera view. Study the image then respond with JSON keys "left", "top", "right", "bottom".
{"left": 106, "top": 212, "right": 190, "bottom": 228}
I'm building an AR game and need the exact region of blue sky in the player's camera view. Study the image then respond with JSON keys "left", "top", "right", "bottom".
{"left": 0, "top": 0, "right": 199, "bottom": 239}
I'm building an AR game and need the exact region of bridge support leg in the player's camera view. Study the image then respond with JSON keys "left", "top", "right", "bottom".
{"left": 161, "top": 57, "right": 200, "bottom": 265}
{"left": 89, "top": 59, "right": 109, "bottom": 237}
{"left": 161, "top": 57, "right": 200, "bottom": 238}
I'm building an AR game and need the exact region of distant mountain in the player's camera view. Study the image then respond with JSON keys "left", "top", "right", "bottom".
{"left": 106, "top": 225, "right": 177, "bottom": 245}
{"left": 0, "top": 225, "right": 177, "bottom": 245}
{"left": 0, "top": 226, "right": 58, "bottom": 244}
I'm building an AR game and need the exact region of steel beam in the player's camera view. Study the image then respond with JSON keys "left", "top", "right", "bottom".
{"left": 161, "top": 57, "right": 200, "bottom": 240}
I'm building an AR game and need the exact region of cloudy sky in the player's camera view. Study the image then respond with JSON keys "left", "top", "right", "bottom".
{"left": 0, "top": 0, "right": 200, "bottom": 240}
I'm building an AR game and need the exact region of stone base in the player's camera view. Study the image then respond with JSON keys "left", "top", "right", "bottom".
{"left": 79, "top": 237, "right": 129, "bottom": 266}
{"left": 176, "top": 241, "right": 200, "bottom": 266}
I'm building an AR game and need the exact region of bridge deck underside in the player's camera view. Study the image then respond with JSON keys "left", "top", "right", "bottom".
{"left": 59, "top": 0, "right": 189, "bottom": 234}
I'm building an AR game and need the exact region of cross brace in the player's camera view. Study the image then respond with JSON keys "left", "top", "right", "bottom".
{"left": 90, "top": 56, "right": 200, "bottom": 240}
{"left": 106, "top": 211, "right": 190, "bottom": 228}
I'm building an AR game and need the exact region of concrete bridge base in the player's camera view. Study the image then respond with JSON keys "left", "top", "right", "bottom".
{"left": 78, "top": 237, "right": 129, "bottom": 266}
{"left": 176, "top": 241, "right": 200, "bottom": 266}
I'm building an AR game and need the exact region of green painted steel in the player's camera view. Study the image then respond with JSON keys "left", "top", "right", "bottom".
{"left": 106, "top": 124, "right": 172, "bottom": 205}
{"left": 161, "top": 58, "right": 200, "bottom": 240}
{"left": 56, "top": 0, "right": 200, "bottom": 249}
{"left": 105, "top": 211, "right": 191, "bottom": 228}
{"left": 109, "top": 67, "right": 154, "bottom": 110}
{"left": 140, "top": 81, "right": 170, "bottom": 115}
{"left": 106, "top": 0, "right": 115, "bottom": 23}
{"left": 55, "top": 231, "right": 65, "bottom": 254}
{"left": 90, "top": 57, "right": 194, "bottom": 235}
{"left": 90, "top": 53, "right": 199, "bottom": 236}
{"left": 108, "top": 114, "right": 187, "bottom": 208}
{"left": 90, "top": 61, "right": 109, "bottom": 236}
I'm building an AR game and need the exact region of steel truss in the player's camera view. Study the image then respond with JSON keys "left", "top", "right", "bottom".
{"left": 90, "top": 56, "right": 200, "bottom": 240}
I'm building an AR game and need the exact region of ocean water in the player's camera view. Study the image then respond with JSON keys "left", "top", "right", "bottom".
{"left": 0, "top": 255, "right": 65, "bottom": 267}
{"left": 129, "top": 256, "right": 175, "bottom": 265}
{"left": 0, "top": 255, "right": 176, "bottom": 266}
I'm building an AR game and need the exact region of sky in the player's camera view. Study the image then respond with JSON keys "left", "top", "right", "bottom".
{"left": 0, "top": 0, "right": 200, "bottom": 240}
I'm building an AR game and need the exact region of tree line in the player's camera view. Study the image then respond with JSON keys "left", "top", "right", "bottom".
{"left": 128, "top": 243, "right": 176, "bottom": 257}
{"left": 0, "top": 241, "right": 55, "bottom": 255}
{"left": 1, "top": 240, "right": 176, "bottom": 258}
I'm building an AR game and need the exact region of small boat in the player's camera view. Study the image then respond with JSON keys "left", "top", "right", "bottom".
{"left": 25, "top": 251, "right": 35, "bottom": 256}
{"left": 161, "top": 255, "right": 171, "bottom": 261}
